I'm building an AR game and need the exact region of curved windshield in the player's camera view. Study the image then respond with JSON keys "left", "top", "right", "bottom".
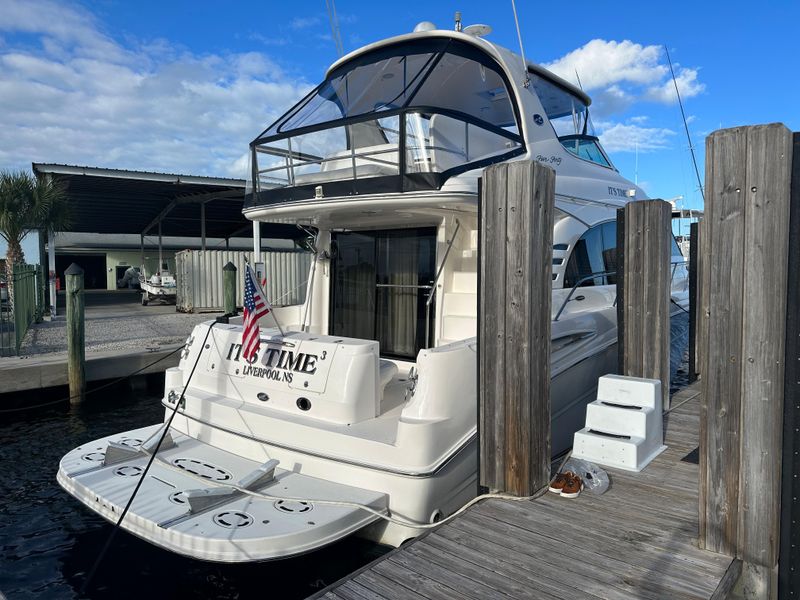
{"left": 529, "top": 70, "right": 615, "bottom": 169}
{"left": 261, "top": 39, "right": 519, "bottom": 139}
{"left": 530, "top": 71, "right": 590, "bottom": 137}
{"left": 270, "top": 50, "right": 439, "bottom": 135}
{"left": 559, "top": 135, "right": 611, "bottom": 167}
{"left": 251, "top": 39, "right": 523, "bottom": 195}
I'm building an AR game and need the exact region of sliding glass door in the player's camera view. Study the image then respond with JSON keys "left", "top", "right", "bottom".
{"left": 331, "top": 228, "right": 436, "bottom": 359}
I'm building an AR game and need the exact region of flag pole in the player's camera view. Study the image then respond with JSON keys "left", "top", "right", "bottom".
{"left": 246, "top": 259, "right": 285, "bottom": 337}
{"left": 261, "top": 283, "right": 285, "bottom": 338}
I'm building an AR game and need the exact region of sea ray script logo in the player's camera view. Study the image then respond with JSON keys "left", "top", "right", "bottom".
{"left": 225, "top": 343, "right": 319, "bottom": 383}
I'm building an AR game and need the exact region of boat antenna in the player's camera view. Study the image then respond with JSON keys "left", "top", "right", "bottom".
{"left": 510, "top": 0, "right": 530, "bottom": 87}
{"left": 664, "top": 44, "right": 704, "bottom": 202}
{"left": 574, "top": 69, "right": 590, "bottom": 136}
{"left": 324, "top": 0, "right": 344, "bottom": 57}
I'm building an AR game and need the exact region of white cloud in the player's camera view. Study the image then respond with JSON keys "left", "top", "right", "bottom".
{"left": 249, "top": 33, "right": 290, "bottom": 47}
{"left": 645, "top": 67, "right": 705, "bottom": 103}
{"left": 0, "top": 0, "right": 131, "bottom": 63}
{"left": 544, "top": 39, "right": 704, "bottom": 116}
{"left": 0, "top": 0, "right": 311, "bottom": 178}
{"left": 588, "top": 85, "right": 633, "bottom": 118}
{"left": 597, "top": 122, "right": 676, "bottom": 153}
{"left": 290, "top": 16, "right": 321, "bottom": 30}
{"left": 546, "top": 40, "right": 666, "bottom": 90}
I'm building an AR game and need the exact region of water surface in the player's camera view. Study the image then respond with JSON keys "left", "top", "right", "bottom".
{"left": 0, "top": 380, "right": 386, "bottom": 600}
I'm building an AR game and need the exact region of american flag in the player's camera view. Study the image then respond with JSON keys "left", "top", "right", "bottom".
{"left": 242, "top": 263, "right": 270, "bottom": 362}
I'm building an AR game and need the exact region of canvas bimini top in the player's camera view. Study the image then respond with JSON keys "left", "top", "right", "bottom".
{"left": 249, "top": 36, "right": 529, "bottom": 205}
{"left": 247, "top": 29, "right": 630, "bottom": 209}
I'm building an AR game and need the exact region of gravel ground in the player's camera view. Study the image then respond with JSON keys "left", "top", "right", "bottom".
{"left": 17, "top": 310, "right": 221, "bottom": 357}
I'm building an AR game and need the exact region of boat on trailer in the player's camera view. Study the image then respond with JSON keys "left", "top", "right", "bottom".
{"left": 58, "top": 17, "right": 689, "bottom": 561}
{"left": 139, "top": 267, "right": 176, "bottom": 305}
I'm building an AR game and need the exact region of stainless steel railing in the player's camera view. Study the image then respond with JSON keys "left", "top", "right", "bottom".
{"left": 553, "top": 259, "right": 688, "bottom": 322}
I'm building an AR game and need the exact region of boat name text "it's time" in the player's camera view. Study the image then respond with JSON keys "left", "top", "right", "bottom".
{"left": 225, "top": 343, "right": 319, "bottom": 382}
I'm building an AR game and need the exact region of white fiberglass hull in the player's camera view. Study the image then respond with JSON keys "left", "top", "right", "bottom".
{"left": 140, "top": 282, "right": 176, "bottom": 297}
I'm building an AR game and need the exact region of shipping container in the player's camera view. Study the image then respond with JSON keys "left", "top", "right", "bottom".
{"left": 175, "top": 249, "right": 312, "bottom": 313}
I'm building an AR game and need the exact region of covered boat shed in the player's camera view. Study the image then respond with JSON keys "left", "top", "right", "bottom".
{"left": 31, "top": 163, "right": 303, "bottom": 308}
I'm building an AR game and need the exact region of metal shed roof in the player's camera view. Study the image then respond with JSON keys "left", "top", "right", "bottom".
{"left": 31, "top": 163, "right": 302, "bottom": 240}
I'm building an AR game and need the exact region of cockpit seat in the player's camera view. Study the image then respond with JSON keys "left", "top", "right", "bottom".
{"left": 379, "top": 359, "right": 398, "bottom": 392}
{"left": 293, "top": 144, "right": 399, "bottom": 185}
{"left": 294, "top": 163, "right": 392, "bottom": 185}
{"left": 429, "top": 114, "right": 515, "bottom": 173}
{"left": 429, "top": 114, "right": 467, "bottom": 172}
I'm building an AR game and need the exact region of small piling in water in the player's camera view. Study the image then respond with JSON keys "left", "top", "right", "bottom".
{"left": 688, "top": 220, "right": 702, "bottom": 383}
{"left": 65, "top": 263, "right": 85, "bottom": 405}
{"left": 223, "top": 261, "right": 237, "bottom": 316}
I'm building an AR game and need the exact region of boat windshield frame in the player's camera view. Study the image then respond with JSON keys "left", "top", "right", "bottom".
{"left": 248, "top": 37, "right": 525, "bottom": 207}
{"left": 558, "top": 134, "right": 615, "bottom": 170}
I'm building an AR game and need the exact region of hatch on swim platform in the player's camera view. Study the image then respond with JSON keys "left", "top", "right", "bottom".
{"left": 57, "top": 424, "right": 388, "bottom": 562}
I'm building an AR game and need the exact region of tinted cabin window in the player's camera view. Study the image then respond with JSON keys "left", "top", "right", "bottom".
{"left": 601, "top": 221, "right": 618, "bottom": 284}
{"left": 564, "top": 222, "right": 618, "bottom": 288}
{"left": 564, "top": 225, "right": 603, "bottom": 287}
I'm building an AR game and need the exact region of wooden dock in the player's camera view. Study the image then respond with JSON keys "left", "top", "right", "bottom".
{"left": 314, "top": 384, "right": 737, "bottom": 600}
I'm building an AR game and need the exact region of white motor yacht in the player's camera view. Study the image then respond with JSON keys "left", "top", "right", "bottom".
{"left": 58, "top": 19, "right": 689, "bottom": 562}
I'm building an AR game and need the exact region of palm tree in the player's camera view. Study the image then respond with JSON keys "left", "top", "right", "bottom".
{"left": 0, "top": 170, "right": 70, "bottom": 309}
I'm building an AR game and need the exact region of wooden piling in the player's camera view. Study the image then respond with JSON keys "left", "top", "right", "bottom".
{"left": 779, "top": 131, "right": 800, "bottom": 599}
{"left": 223, "top": 261, "right": 237, "bottom": 316}
{"left": 65, "top": 263, "right": 85, "bottom": 404}
{"left": 478, "top": 160, "right": 555, "bottom": 496}
{"left": 616, "top": 199, "right": 672, "bottom": 409}
{"left": 688, "top": 220, "right": 701, "bottom": 383}
{"left": 699, "top": 124, "right": 793, "bottom": 598}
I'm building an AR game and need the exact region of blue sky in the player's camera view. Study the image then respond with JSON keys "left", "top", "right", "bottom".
{"left": 1, "top": 0, "right": 798, "bottom": 258}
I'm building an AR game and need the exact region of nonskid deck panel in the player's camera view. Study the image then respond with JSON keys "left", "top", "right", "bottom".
{"left": 58, "top": 424, "right": 388, "bottom": 562}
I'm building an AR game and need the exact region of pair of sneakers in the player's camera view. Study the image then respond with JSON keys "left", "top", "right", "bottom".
{"left": 548, "top": 471, "right": 583, "bottom": 498}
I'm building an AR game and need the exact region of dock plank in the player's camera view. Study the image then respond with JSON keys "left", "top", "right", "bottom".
{"left": 314, "top": 385, "right": 733, "bottom": 600}
{"left": 385, "top": 547, "right": 506, "bottom": 600}
{"left": 444, "top": 515, "right": 710, "bottom": 600}
{"left": 372, "top": 558, "right": 473, "bottom": 600}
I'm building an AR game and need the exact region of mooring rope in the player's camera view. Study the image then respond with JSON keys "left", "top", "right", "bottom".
{"left": 670, "top": 297, "right": 690, "bottom": 315}
{"left": 134, "top": 440, "right": 572, "bottom": 532}
{"left": 80, "top": 320, "right": 219, "bottom": 594}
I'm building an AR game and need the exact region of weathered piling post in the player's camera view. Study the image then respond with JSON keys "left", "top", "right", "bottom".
{"left": 478, "top": 160, "right": 555, "bottom": 496}
{"left": 698, "top": 124, "right": 793, "bottom": 599}
{"left": 688, "top": 220, "right": 702, "bottom": 383}
{"left": 615, "top": 199, "right": 672, "bottom": 409}
{"left": 223, "top": 261, "right": 237, "bottom": 316}
{"left": 65, "top": 263, "right": 85, "bottom": 404}
{"left": 779, "top": 131, "right": 800, "bottom": 600}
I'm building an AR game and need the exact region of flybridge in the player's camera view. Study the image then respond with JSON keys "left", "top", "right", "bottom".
{"left": 247, "top": 36, "right": 525, "bottom": 205}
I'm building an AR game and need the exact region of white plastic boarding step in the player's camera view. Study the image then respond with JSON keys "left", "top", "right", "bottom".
{"left": 572, "top": 374, "right": 667, "bottom": 472}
